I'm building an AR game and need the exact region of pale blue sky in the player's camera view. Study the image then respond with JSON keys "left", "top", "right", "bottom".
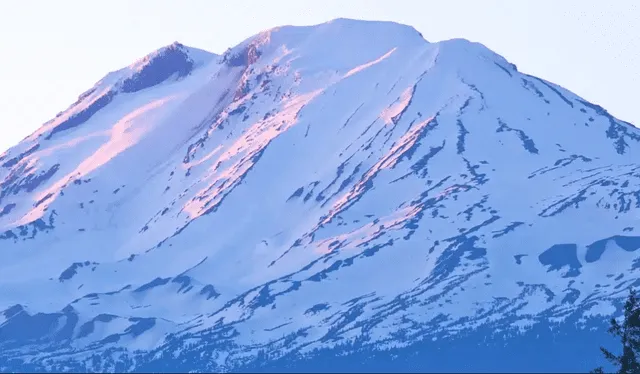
{"left": 0, "top": 0, "right": 637, "bottom": 152}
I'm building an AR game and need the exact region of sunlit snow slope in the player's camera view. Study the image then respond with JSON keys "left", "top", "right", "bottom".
{"left": 0, "top": 19, "right": 638, "bottom": 372}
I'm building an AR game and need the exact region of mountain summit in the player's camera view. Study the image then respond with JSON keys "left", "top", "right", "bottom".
{"left": 0, "top": 18, "right": 637, "bottom": 372}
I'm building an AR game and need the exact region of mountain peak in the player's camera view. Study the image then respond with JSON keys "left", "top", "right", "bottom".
{"left": 21, "top": 42, "right": 217, "bottom": 142}
{"left": 219, "top": 17, "right": 430, "bottom": 78}
{"left": 120, "top": 42, "right": 216, "bottom": 93}
{"left": 325, "top": 17, "right": 425, "bottom": 39}
{"left": 1, "top": 18, "right": 639, "bottom": 373}
{"left": 129, "top": 41, "right": 216, "bottom": 71}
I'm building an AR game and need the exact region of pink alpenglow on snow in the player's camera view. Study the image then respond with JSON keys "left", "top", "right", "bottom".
{"left": 0, "top": 19, "right": 638, "bottom": 373}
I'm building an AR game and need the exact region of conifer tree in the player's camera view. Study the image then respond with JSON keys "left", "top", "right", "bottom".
{"left": 593, "top": 288, "right": 640, "bottom": 374}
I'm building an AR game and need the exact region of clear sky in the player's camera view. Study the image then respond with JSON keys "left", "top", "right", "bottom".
{"left": 0, "top": 0, "right": 637, "bottom": 153}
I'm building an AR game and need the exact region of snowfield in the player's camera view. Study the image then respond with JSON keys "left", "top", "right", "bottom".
{"left": 0, "top": 18, "right": 637, "bottom": 372}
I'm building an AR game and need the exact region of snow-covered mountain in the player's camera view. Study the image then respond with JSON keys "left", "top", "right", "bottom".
{"left": 0, "top": 18, "right": 638, "bottom": 372}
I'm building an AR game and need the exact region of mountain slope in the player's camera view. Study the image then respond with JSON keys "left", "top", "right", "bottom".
{"left": 0, "top": 18, "right": 638, "bottom": 372}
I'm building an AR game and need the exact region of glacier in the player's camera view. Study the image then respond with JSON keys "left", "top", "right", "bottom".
{"left": 0, "top": 18, "right": 637, "bottom": 372}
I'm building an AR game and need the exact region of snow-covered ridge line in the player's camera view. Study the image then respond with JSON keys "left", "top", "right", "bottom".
{"left": 0, "top": 17, "right": 638, "bottom": 373}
